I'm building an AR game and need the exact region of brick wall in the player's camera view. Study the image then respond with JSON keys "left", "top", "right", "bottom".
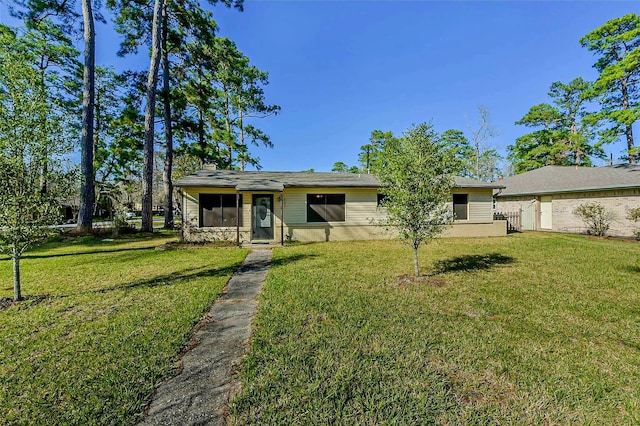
{"left": 497, "top": 189, "right": 640, "bottom": 237}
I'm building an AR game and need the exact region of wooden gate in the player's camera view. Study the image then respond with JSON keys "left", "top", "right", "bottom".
{"left": 494, "top": 211, "right": 521, "bottom": 232}
{"left": 521, "top": 203, "right": 536, "bottom": 230}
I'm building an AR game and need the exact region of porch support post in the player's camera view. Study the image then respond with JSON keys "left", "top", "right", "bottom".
{"left": 280, "top": 191, "right": 284, "bottom": 246}
{"left": 236, "top": 191, "right": 240, "bottom": 247}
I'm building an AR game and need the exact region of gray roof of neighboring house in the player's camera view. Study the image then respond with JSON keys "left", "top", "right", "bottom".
{"left": 454, "top": 176, "right": 505, "bottom": 189}
{"left": 174, "top": 169, "right": 505, "bottom": 190}
{"left": 496, "top": 165, "right": 640, "bottom": 197}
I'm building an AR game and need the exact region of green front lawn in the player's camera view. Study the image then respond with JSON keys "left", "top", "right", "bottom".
{"left": 231, "top": 233, "right": 640, "bottom": 424}
{"left": 0, "top": 233, "right": 248, "bottom": 425}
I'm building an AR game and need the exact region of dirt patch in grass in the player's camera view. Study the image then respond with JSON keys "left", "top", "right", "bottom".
{"left": 394, "top": 274, "right": 447, "bottom": 288}
{"left": 0, "top": 294, "right": 51, "bottom": 311}
{"left": 0, "top": 297, "right": 12, "bottom": 311}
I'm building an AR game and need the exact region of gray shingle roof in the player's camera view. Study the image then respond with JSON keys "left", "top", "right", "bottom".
{"left": 496, "top": 165, "right": 640, "bottom": 197}
{"left": 175, "top": 170, "right": 380, "bottom": 189}
{"left": 174, "top": 169, "right": 505, "bottom": 190}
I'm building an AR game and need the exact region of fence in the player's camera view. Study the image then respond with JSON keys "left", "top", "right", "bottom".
{"left": 494, "top": 211, "right": 521, "bottom": 233}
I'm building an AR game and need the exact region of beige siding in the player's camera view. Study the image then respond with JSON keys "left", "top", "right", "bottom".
{"left": 282, "top": 190, "right": 306, "bottom": 224}
{"left": 180, "top": 185, "right": 506, "bottom": 242}
{"left": 451, "top": 188, "right": 494, "bottom": 223}
{"left": 282, "top": 187, "right": 384, "bottom": 225}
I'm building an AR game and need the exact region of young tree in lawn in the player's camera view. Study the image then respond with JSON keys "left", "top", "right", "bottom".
{"left": 580, "top": 14, "right": 640, "bottom": 165}
{"left": 377, "top": 123, "right": 456, "bottom": 277}
{"left": 0, "top": 44, "right": 75, "bottom": 301}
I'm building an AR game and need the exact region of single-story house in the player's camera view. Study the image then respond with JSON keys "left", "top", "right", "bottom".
{"left": 175, "top": 167, "right": 507, "bottom": 244}
{"left": 495, "top": 165, "right": 640, "bottom": 236}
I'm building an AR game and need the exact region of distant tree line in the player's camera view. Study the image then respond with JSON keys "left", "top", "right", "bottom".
{"left": 333, "top": 107, "right": 502, "bottom": 182}
{"left": 2, "top": 0, "right": 279, "bottom": 232}
{"left": 509, "top": 13, "right": 640, "bottom": 172}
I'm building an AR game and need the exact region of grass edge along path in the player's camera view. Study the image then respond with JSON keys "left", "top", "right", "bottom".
{"left": 230, "top": 233, "right": 640, "bottom": 425}
{"left": 0, "top": 233, "right": 248, "bottom": 425}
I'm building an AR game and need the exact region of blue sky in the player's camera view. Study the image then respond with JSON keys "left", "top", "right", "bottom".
{"left": 204, "top": 1, "right": 640, "bottom": 172}
{"left": 2, "top": 1, "right": 639, "bottom": 173}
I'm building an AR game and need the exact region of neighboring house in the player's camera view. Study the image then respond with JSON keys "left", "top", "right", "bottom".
{"left": 175, "top": 167, "right": 506, "bottom": 244}
{"left": 495, "top": 165, "right": 640, "bottom": 237}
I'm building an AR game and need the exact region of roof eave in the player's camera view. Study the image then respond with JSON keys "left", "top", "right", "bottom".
{"left": 497, "top": 184, "right": 639, "bottom": 197}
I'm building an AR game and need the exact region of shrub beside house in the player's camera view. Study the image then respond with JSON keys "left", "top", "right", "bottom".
{"left": 495, "top": 165, "right": 640, "bottom": 237}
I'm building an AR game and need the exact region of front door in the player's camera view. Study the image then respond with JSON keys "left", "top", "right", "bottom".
{"left": 252, "top": 194, "right": 274, "bottom": 240}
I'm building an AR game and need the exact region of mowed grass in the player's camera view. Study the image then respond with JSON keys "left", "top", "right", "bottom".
{"left": 0, "top": 232, "right": 248, "bottom": 425}
{"left": 231, "top": 233, "right": 640, "bottom": 424}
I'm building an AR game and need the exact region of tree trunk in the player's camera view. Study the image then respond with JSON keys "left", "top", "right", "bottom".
{"left": 161, "top": 5, "right": 174, "bottom": 229}
{"left": 12, "top": 248, "right": 21, "bottom": 302}
{"left": 39, "top": 156, "right": 47, "bottom": 194}
{"left": 141, "top": 0, "right": 165, "bottom": 233}
{"left": 620, "top": 77, "right": 636, "bottom": 165}
{"left": 571, "top": 121, "right": 581, "bottom": 166}
{"left": 224, "top": 90, "right": 233, "bottom": 168}
{"left": 239, "top": 108, "right": 245, "bottom": 171}
{"left": 412, "top": 242, "right": 420, "bottom": 277}
{"left": 77, "top": 0, "right": 96, "bottom": 233}
{"left": 198, "top": 108, "right": 205, "bottom": 168}
{"left": 626, "top": 124, "right": 636, "bottom": 165}
{"left": 475, "top": 144, "right": 480, "bottom": 181}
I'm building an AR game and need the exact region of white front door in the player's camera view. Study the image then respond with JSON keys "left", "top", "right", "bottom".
{"left": 540, "top": 196, "right": 552, "bottom": 230}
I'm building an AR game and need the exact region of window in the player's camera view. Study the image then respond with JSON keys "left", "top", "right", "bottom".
{"left": 377, "top": 193, "right": 387, "bottom": 207}
{"left": 199, "top": 194, "right": 242, "bottom": 227}
{"left": 453, "top": 194, "right": 468, "bottom": 220}
{"left": 307, "top": 194, "right": 345, "bottom": 222}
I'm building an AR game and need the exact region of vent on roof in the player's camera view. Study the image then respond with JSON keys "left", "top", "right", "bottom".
{"left": 203, "top": 163, "right": 217, "bottom": 171}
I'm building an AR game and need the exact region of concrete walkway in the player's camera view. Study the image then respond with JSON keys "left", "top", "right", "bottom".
{"left": 139, "top": 249, "right": 272, "bottom": 426}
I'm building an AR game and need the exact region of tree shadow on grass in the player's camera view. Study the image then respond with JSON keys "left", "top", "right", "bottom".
{"left": 433, "top": 253, "right": 515, "bottom": 274}
{"left": 269, "top": 253, "right": 318, "bottom": 269}
{"left": 97, "top": 262, "right": 245, "bottom": 293}
{"left": 625, "top": 265, "right": 640, "bottom": 273}
{"left": 23, "top": 246, "right": 154, "bottom": 260}
{"left": 100, "top": 252, "right": 318, "bottom": 293}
